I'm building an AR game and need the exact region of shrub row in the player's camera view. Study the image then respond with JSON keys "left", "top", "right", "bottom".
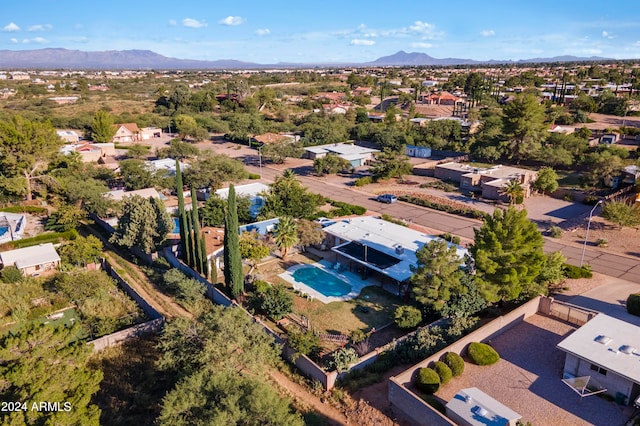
{"left": 4, "top": 229, "right": 78, "bottom": 249}
{"left": 0, "top": 205, "right": 48, "bottom": 214}
{"left": 326, "top": 199, "right": 367, "bottom": 217}
{"left": 563, "top": 263, "right": 593, "bottom": 279}
{"left": 353, "top": 176, "right": 373, "bottom": 187}
{"left": 398, "top": 195, "right": 487, "bottom": 220}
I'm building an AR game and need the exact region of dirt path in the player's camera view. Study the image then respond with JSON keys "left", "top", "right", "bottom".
{"left": 85, "top": 226, "right": 192, "bottom": 319}
{"left": 269, "top": 369, "right": 348, "bottom": 425}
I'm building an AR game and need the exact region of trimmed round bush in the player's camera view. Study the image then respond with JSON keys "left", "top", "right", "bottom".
{"left": 467, "top": 342, "right": 500, "bottom": 366}
{"left": 443, "top": 352, "right": 465, "bottom": 377}
{"left": 415, "top": 367, "right": 441, "bottom": 394}
{"left": 394, "top": 305, "right": 422, "bottom": 329}
{"left": 627, "top": 294, "right": 640, "bottom": 317}
{"left": 431, "top": 361, "right": 452, "bottom": 385}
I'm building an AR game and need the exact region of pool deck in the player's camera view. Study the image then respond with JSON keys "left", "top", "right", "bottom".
{"left": 279, "top": 259, "right": 375, "bottom": 304}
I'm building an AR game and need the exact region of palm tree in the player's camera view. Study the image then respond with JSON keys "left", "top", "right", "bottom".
{"left": 274, "top": 216, "right": 298, "bottom": 259}
{"left": 500, "top": 180, "right": 525, "bottom": 206}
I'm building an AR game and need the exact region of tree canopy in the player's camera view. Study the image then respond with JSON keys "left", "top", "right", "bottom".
{"left": 502, "top": 93, "right": 546, "bottom": 163}
{"left": 110, "top": 195, "right": 173, "bottom": 253}
{"left": 90, "top": 110, "right": 116, "bottom": 143}
{"left": 260, "top": 170, "right": 324, "bottom": 219}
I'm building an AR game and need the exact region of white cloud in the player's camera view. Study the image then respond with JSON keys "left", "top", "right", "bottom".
{"left": 411, "top": 42, "right": 432, "bottom": 48}
{"left": 22, "top": 37, "right": 48, "bottom": 44}
{"left": 168, "top": 19, "right": 177, "bottom": 26}
{"left": 10, "top": 38, "right": 18, "bottom": 43}
{"left": 602, "top": 30, "right": 615, "bottom": 39}
{"left": 350, "top": 39, "right": 375, "bottom": 46}
{"left": 255, "top": 28, "right": 270, "bottom": 36}
{"left": 3, "top": 22, "right": 20, "bottom": 32}
{"left": 27, "top": 24, "right": 52, "bottom": 32}
{"left": 480, "top": 29, "right": 495, "bottom": 37}
{"left": 219, "top": 16, "right": 245, "bottom": 26}
{"left": 182, "top": 18, "right": 207, "bottom": 28}
{"left": 409, "top": 21, "right": 435, "bottom": 34}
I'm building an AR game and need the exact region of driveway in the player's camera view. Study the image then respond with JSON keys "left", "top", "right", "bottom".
{"left": 567, "top": 278, "right": 640, "bottom": 326}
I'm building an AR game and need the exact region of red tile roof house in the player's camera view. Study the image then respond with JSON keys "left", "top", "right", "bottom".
{"left": 112, "top": 123, "right": 140, "bottom": 143}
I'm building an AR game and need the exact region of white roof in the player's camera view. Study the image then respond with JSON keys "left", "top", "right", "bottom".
{"left": 215, "top": 183, "right": 270, "bottom": 199}
{"left": 446, "top": 387, "right": 521, "bottom": 426}
{"left": 304, "top": 143, "right": 379, "bottom": 157}
{"left": 557, "top": 314, "right": 640, "bottom": 384}
{"left": 0, "top": 243, "right": 61, "bottom": 269}
{"left": 323, "top": 216, "right": 467, "bottom": 282}
{"left": 106, "top": 187, "right": 162, "bottom": 202}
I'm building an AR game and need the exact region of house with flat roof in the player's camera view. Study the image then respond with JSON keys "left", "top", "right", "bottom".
{"left": 322, "top": 216, "right": 467, "bottom": 293}
{"left": 557, "top": 313, "right": 640, "bottom": 405}
{"left": 446, "top": 387, "right": 521, "bottom": 426}
{"left": 203, "top": 183, "right": 271, "bottom": 218}
{"left": 304, "top": 143, "right": 379, "bottom": 167}
{"left": 0, "top": 243, "right": 61, "bottom": 276}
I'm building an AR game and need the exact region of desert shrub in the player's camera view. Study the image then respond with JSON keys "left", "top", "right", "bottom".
{"left": 431, "top": 361, "right": 452, "bottom": 385}
{"left": 563, "top": 263, "right": 593, "bottom": 279}
{"left": 350, "top": 329, "right": 366, "bottom": 344}
{"left": 443, "top": 352, "right": 465, "bottom": 376}
{"left": 354, "top": 176, "right": 373, "bottom": 187}
{"left": 329, "top": 347, "right": 359, "bottom": 373}
{"left": 548, "top": 226, "right": 563, "bottom": 238}
{"left": 258, "top": 284, "right": 293, "bottom": 320}
{"left": 627, "top": 294, "right": 640, "bottom": 317}
{"left": 583, "top": 195, "right": 600, "bottom": 206}
{"left": 414, "top": 367, "right": 440, "bottom": 394}
{"left": 248, "top": 173, "right": 260, "bottom": 180}
{"left": 596, "top": 238, "right": 608, "bottom": 247}
{"left": 467, "top": 342, "right": 500, "bottom": 366}
{"left": 0, "top": 266, "right": 23, "bottom": 283}
{"left": 394, "top": 305, "right": 422, "bottom": 329}
{"left": 328, "top": 200, "right": 366, "bottom": 216}
{"left": 288, "top": 329, "right": 322, "bottom": 358}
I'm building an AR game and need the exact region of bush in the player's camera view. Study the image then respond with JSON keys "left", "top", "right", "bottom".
{"left": 394, "top": 305, "right": 422, "bottom": 329}
{"left": 1, "top": 265, "right": 23, "bottom": 283}
{"left": 381, "top": 214, "right": 407, "bottom": 227}
{"left": 583, "top": 195, "right": 601, "bottom": 206}
{"left": 627, "top": 294, "right": 640, "bottom": 317}
{"left": 431, "top": 361, "right": 452, "bottom": 385}
{"left": 330, "top": 347, "right": 359, "bottom": 373}
{"left": 259, "top": 284, "right": 293, "bottom": 320}
{"left": 248, "top": 173, "right": 260, "bottom": 180}
{"left": 288, "top": 329, "right": 321, "bottom": 358}
{"left": 596, "top": 238, "right": 608, "bottom": 247}
{"left": 350, "top": 329, "right": 366, "bottom": 344}
{"left": 563, "top": 263, "right": 593, "bottom": 279}
{"left": 0, "top": 205, "right": 48, "bottom": 214}
{"left": 443, "top": 352, "right": 465, "bottom": 376}
{"left": 467, "top": 342, "right": 500, "bottom": 366}
{"left": 548, "top": 226, "right": 563, "bottom": 238}
{"left": 328, "top": 200, "right": 366, "bottom": 216}
{"left": 415, "top": 367, "right": 440, "bottom": 394}
{"left": 354, "top": 176, "right": 373, "bottom": 187}
{"left": 398, "top": 195, "right": 487, "bottom": 220}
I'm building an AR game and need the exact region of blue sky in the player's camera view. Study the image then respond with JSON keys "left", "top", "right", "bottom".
{"left": 2, "top": 0, "right": 639, "bottom": 63}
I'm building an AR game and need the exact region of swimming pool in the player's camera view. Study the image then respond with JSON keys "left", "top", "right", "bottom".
{"left": 0, "top": 226, "right": 8, "bottom": 237}
{"left": 291, "top": 266, "right": 352, "bottom": 298}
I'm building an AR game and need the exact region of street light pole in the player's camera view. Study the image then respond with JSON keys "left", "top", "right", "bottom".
{"left": 580, "top": 200, "right": 604, "bottom": 267}
{"left": 258, "top": 145, "right": 263, "bottom": 178}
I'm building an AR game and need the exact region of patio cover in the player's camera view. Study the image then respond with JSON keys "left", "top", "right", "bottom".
{"left": 561, "top": 376, "right": 607, "bottom": 398}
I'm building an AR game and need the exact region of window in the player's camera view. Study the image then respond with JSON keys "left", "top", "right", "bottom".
{"left": 590, "top": 364, "right": 607, "bottom": 376}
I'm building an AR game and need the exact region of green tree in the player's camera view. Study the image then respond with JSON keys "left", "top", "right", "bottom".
{"left": 394, "top": 305, "right": 422, "bottom": 328}
{"left": 223, "top": 184, "right": 244, "bottom": 297}
{"left": 602, "top": 200, "right": 640, "bottom": 230}
{"left": 411, "top": 239, "right": 465, "bottom": 312}
{"left": 329, "top": 347, "right": 359, "bottom": 373}
{"left": 175, "top": 160, "right": 189, "bottom": 264}
{"left": 0, "top": 265, "right": 23, "bottom": 283}
{"left": 201, "top": 194, "right": 252, "bottom": 227}
{"left": 0, "top": 323, "right": 103, "bottom": 425}
{"left": 157, "top": 139, "right": 200, "bottom": 159}
{"left": 90, "top": 110, "right": 116, "bottom": 143}
{"left": 502, "top": 93, "right": 546, "bottom": 163}
{"left": 499, "top": 180, "right": 525, "bottom": 205}
{"left": 296, "top": 219, "right": 325, "bottom": 252}
{"left": 0, "top": 116, "right": 63, "bottom": 200}
{"left": 118, "top": 159, "right": 155, "bottom": 191}
{"left": 191, "top": 187, "right": 204, "bottom": 273}
{"left": 60, "top": 175, "right": 115, "bottom": 217}
{"left": 533, "top": 167, "right": 559, "bottom": 195}
{"left": 313, "top": 153, "right": 352, "bottom": 175}
{"left": 369, "top": 149, "right": 412, "bottom": 181}
{"left": 274, "top": 216, "right": 298, "bottom": 259}
{"left": 46, "top": 204, "right": 86, "bottom": 231}
{"left": 287, "top": 329, "right": 321, "bottom": 358}
{"left": 158, "top": 370, "right": 303, "bottom": 426}
{"left": 440, "top": 275, "right": 487, "bottom": 318}
{"left": 58, "top": 235, "right": 103, "bottom": 266}
{"left": 239, "top": 231, "right": 270, "bottom": 272}
{"left": 183, "top": 152, "right": 248, "bottom": 190}
{"left": 256, "top": 284, "right": 294, "bottom": 320}
{"left": 261, "top": 141, "right": 305, "bottom": 164}
{"left": 470, "top": 207, "right": 545, "bottom": 303}
{"left": 260, "top": 170, "right": 324, "bottom": 219}
{"left": 536, "top": 251, "right": 567, "bottom": 289}
{"left": 110, "top": 195, "right": 173, "bottom": 254}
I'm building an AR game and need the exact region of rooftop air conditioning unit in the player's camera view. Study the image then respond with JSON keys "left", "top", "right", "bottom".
{"left": 395, "top": 245, "right": 404, "bottom": 254}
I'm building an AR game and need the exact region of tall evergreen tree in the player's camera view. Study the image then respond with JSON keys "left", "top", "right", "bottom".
{"left": 191, "top": 188, "right": 204, "bottom": 274}
{"left": 199, "top": 231, "right": 209, "bottom": 277}
{"left": 224, "top": 184, "right": 243, "bottom": 297}
{"left": 470, "top": 207, "right": 545, "bottom": 303}
{"left": 175, "top": 159, "right": 189, "bottom": 262}
{"left": 185, "top": 211, "right": 194, "bottom": 267}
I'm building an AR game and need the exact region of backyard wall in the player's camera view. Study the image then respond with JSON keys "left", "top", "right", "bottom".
{"left": 389, "top": 296, "right": 542, "bottom": 425}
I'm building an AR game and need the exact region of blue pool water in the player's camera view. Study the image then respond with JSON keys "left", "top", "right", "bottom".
{"left": 0, "top": 226, "right": 8, "bottom": 237}
{"left": 172, "top": 218, "right": 180, "bottom": 234}
{"left": 292, "top": 266, "right": 352, "bottom": 297}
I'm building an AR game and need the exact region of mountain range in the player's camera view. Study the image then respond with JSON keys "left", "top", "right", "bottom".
{"left": 0, "top": 48, "right": 614, "bottom": 70}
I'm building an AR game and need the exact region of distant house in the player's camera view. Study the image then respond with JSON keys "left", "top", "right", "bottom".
{"left": 57, "top": 130, "right": 81, "bottom": 143}
{"left": 60, "top": 142, "right": 115, "bottom": 162}
{"left": 213, "top": 183, "right": 271, "bottom": 218}
{"left": 423, "top": 91, "right": 462, "bottom": 105}
{"left": 105, "top": 187, "right": 162, "bottom": 203}
{"left": 549, "top": 124, "right": 574, "bottom": 134}
{"left": 557, "top": 314, "right": 640, "bottom": 406}
{"left": 112, "top": 123, "right": 140, "bottom": 143}
{"left": 48, "top": 96, "right": 80, "bottom": 105}
{"left": 146, "top": 158, "right": 190, "bottom": 176}
{"left": 405, "top": 145, "right": 432, "bottom": 158}
{"left": 139, "top": 127, "right": 162, "bottom": 140}
{"left": 251, "top": 132, "right": 297, "bottom": 147}
{"left": 0, "top": 243, "right": 61, "bottom": 276}
{"left": 303, "top": 143, "right": 379, "bottom": 167}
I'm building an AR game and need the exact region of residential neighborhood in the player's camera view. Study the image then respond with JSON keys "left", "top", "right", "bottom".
{"left": 2, "top": 7, "right": 640, "bottom": 425}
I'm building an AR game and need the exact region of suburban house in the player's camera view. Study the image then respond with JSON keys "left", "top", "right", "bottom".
{"left": 139, "top": 127, "right": 162, "bottom": 140}
{"left": 0, "top": 212, "right": 26, "bottom": 244}
{"left": 251, "top": 132, "right": 298, "bottom": 147}
{"left": 445, "top": 387, "right": 521, "bottom": 426}
{"left": 405, "top": 145, "right": 432, "bottom": 158}
{"left": 105, "top": 187, "right": 162, "bottom": 203}
{"left": 212, "top": 183, "right": 271, "bottom": 219}
{"left": 557, "top": 313, "right": 640, "bottom": 406}
{"left": 0, "top": 243, "right": 61, "bottom": 276}
{"left": 56, "top": 130, "right": 81, "bottom": 143}
{"left": 145, "top": 158, "right": 190, "bottom": 176}
{"left": 60, "top": 142, "right": 116, "bottom": 162}
{"left": 422, "top": 91, "right": 462, "bottom": 105}
{"left": 322, "top": 216, "right": 467, "bottom": 295}
{"left": 304, "top": 143, "right": 380, "bottom": 167}
{"left": 112, "top": 123, "right": 140, "bottom": 143}
{"left": 434, "top": 162, "right": 538, "bottom": 201}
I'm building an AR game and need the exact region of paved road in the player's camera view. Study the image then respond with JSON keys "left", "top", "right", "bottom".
{"left": 250, "top": 164, "right": 640, "bottom": 284}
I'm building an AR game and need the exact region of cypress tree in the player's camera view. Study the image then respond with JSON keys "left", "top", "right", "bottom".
{"left": 210, "top": 256, "right": 218, "bottom": 284}
{"left": 185, "top": 211, "right": 194, "bottom": 267}
{"left": 200, "top": 231, "right": 209, "bottom": 278}
{"left": 224, "top": 184, "right": 243, "bottom": 297}
{"left": 175, "top": 159, "right": 189, "bottom": 262}
{"left": 191, "top": 188, "right": 204, "bottom": 274}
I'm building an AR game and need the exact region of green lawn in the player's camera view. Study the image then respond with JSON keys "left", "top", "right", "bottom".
{"left": 292, "top": 286, "right": 403, "bottom": 335}
{"left": 557, "top": 171, "right": 583, "bottom": 187}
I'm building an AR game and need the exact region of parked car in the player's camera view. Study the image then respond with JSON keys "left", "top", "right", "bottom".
{"left": 376, "top": 194, "right": 397, "bottom": 204}
{"left": 314, "top": 217, "right": 337, "bottom": 227}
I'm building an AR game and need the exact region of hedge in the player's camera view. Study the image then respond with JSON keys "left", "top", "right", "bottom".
{"left": 467, "top": 342, "right": 500, "bottom": 366}
{"left": 0, "top": 205, "right": 48, "bottom": 214}
{"left": 563, "top": 263, "right": 593, "bottom": 279}
{"left": 431, "top": 361, "right": 452, "bottom": 385}
{"left": 443, "top": 352, "right": 465, "bottom": 376}
{"left": 627, "top": 294, "right": 640, "bottom": 317}
{"left": 415, "top": 367, "right": 441, "bottom": 394}
{"left": 398, "top": 195, "right": 487, "bottom": 219}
